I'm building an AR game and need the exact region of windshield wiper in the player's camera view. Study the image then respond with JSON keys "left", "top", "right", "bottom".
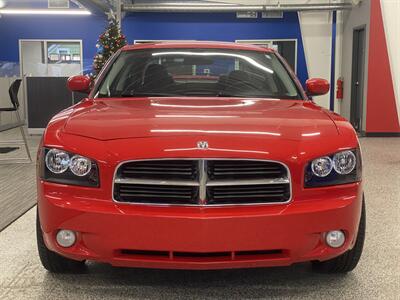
{"left": 217, "top": 92, "right": 243, "bottom": 97}
{"left": 119, "top": 92, "right": 180, "bottom": 97}
{"left": 217, "top": 92, "right": 300, "bottom": 99}
{"left": 181, "top": 91, "right": 218, "bottom": 96}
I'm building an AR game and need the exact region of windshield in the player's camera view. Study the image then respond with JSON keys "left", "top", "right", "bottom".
{"left": 95, "top": 48, "right": 302, "bottom": 99}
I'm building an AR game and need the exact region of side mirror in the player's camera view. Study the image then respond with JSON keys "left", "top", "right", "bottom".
{"left": 306, "top": 78, "right": 330, "bottom": 96}
{"left": 67, "top": 75, "right": 92, "bottom": 94}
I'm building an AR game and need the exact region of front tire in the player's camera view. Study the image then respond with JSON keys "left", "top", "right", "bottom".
{"left": 312, "top": 196, "right": 366, "bottom": 273}
{"left": 36, "top": 209, "right": 86, "bottom": 273}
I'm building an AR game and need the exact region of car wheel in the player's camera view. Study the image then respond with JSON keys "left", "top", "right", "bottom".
{"left": 36, "top": 208, "right": 86, "bottom": 273}
{"left": 312, "top": 195, "right": 366, "bottom": 273}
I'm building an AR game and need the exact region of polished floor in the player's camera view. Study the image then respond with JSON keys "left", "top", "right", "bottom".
{"left": 0, "top": 136, "right": 399, "bottom": 299}
{"left": 0, "top": 129, "right": 40, "bottom": 231}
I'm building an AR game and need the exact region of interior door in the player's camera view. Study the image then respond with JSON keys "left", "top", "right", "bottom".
{"left": 350, "top": 28, "right": 366, "bottom": 132}
{"left": 272, "top": 41, "right": 296, "bottom": 72}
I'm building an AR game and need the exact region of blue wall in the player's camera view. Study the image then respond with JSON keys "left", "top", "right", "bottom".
{"left": 0, "top": 14, "right": 106, "bottom": 74}
{"left": 123, "top": 12, "right": 308, "bottom": 84}
{"left": 0, "top": 10, "right": 308, "bottom": 83}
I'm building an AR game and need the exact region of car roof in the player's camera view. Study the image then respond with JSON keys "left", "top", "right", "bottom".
{"left": 121, "top": 41, "right": 274, "bottom": 53}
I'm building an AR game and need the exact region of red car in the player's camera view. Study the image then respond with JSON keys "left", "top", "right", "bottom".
{"left": 36, "top": 42, "right": 365, "bottom": 274}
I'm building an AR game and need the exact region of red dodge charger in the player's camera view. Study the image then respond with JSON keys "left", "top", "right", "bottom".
{"left": 36, "top": 42, "right": 365, "bottom": 274}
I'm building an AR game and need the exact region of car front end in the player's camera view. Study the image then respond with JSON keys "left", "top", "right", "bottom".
{"left": 36, "top": 42, "right": 364, "bottom": 273}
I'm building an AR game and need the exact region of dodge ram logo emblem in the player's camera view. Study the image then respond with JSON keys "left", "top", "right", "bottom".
{"left": 197, "top": 141, "right": 209, "bottom": 150}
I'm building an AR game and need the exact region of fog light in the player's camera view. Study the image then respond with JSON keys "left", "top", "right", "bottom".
{"left": 56, "top": 230, "right": 76, "bottom": 248}
{"left": 325, "top": 230, "right": 345, "bottom": 248}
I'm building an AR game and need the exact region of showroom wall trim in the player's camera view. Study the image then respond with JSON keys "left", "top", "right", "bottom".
{"left": 330, "top": 11, "right": 337, "bottom": 111}
{"left": 380, "top": 0, "right": 400, "bottom": 130}
{"left": 366, "top": 0, "right": 400, "bottom": 133}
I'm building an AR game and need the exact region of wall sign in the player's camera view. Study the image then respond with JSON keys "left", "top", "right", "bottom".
{"left": 262, "top": 11, "right": 284, "bottom": 19}
{"left": 236, "top": 12, "right": 258, "bottom": 19}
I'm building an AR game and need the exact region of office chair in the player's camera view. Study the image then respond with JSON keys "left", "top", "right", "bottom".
{"left": 0, "top": 79, "right": 32, "bottom": 163}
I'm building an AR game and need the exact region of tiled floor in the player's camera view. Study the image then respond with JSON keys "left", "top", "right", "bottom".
{"left": 0, "top": 137, "right": 399, "bottom": 299}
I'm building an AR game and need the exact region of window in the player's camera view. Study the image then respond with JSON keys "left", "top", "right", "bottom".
{"left": 47, "top": 42, "right": 81, "bottom": 64}
{"left": 96, "top": 48, "right": 301, "bottom": 100}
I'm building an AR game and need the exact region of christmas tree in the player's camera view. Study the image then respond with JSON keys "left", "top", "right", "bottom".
{"left": 92, "top": 17, "right": 127, "bottom": 78}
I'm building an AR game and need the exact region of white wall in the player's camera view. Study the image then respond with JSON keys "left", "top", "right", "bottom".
{"left": 298, "top": 11, "right": 333, "bottom": 110}
{"left": 380, "top": 0, "right": 400, "bottom": 123}
{"left": 20, "top": 41, "right": 47, "bottom": 77}
{"left": 340, "top": 0, "right": 370, "bottom": 130}
{"left": 334, "top": 11, "right": 344, "bottom": 114}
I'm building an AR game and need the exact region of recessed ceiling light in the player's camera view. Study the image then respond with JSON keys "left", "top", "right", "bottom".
{"left": 0, "top": 9, "right": 91, "bottom": 15}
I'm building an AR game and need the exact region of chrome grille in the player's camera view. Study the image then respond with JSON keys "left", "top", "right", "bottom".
{"left": 118, "top": 160, "right": 198, "bottom": 180}
{"left": 113, "top": 159, "right": 291, "bottom": 206}
{"left": 207, "top": 184, "right": 290, "bottom": 205}
{"left": 207, "top": 160, "right": 286, "bottom": 180}
{"left": 117, "top": 184, "right": 199, "bottom": 204}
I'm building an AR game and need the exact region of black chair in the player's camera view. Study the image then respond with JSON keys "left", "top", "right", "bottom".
{"left": 142, "top": 64, "right": 174, "bottom": 90}
{"left": 0, "top": 79, "right": 32, "bottom": 163}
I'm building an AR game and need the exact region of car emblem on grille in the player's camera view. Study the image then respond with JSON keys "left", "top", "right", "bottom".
{"left": 197, "top": 141, "right": 209, "bottom": 150}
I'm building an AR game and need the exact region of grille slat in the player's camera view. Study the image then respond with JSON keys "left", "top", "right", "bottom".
{"left": 213, "top": 167, "right": 281, "bottom": 171}
{"left": 208, "top": 183, "right": 290, "bottom": 204}
{"left": 210, "top": 185, "right": 286, "bottom": 191}
{"left": 212, "top": 190, "right": 286, "bottom": 195}
{"left": 213, "top": 194, "right": 285, "bottom": 198}
{"left": 115, "top": 183, "right": 198, "bottom": 204}
{"left": 119, "top": 188, "right": 193, "bottom": 195}
{"left": 123, "top": 170, "right": 194, "bottom": 175}
{"left": 114, "top": 160, "right": 290, "bottom": 205}
{"left": 119, "top": 191, "right": 193, "bottom": 196}
{"left": 119, "top": 186, "right": 194, "bottom": 193}
{"left": 212, "top": 193, "right": 286, "bottom": 198}
{"left": 213, "top": 171, "right": 281, "bottom": 174}
{"left": 119, "top": 160, "right": 198, "bottom": 180}
{"left": 120, "top": 193, "right": 193, "bottom": 199}
{"left": 208, "top": 160, "right": 286, "bottom": 180}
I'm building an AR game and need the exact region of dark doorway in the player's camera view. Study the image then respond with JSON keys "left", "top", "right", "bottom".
{"left": 350, "top": 27, "right": 366, "bottom": 132}
{"left": 273, "top": 41, "right": 296, "bottom": 72}
{"left": 236, "top": 40, "right": 297, "bottom": 74}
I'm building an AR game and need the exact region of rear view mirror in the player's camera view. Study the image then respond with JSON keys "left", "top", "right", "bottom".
{"left": 183, "top": 57, "right": 213, "bottom": 65}
{"left": 67, "top": 75, "right": 92, "bottom": 94}
{"left": 306, "top": 78, "right": 330, "bottom": 96}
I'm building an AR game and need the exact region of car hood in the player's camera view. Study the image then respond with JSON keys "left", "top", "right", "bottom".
{"left": 62, "top": 97, "right": 338, "bottom": 141}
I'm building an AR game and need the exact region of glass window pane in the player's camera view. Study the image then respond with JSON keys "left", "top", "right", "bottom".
{"left": 47, "top": 42, "right": 81, "bottom": 64}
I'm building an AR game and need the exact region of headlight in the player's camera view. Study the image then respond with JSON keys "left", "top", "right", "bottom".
{"left": 311, "top": 156, "right": 333, "bottom": 177}
{"left": 69, "top": 155, "right": 92, "bottom": 176}
{"left": 40, "top": 148, "right": 99, "bottom": 187}
{"left": 305, "top": 148, "right": 362, "bottom": 188}
{"left": 333, "top": 150, "right": 356, "bottom": 174}
{"left": 45, "top": 149, "right": 70, "bottom": 174}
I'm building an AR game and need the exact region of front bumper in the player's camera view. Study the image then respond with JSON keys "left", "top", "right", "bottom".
{"left": 38, "top": 181, "right": 363, "bottom": 270}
